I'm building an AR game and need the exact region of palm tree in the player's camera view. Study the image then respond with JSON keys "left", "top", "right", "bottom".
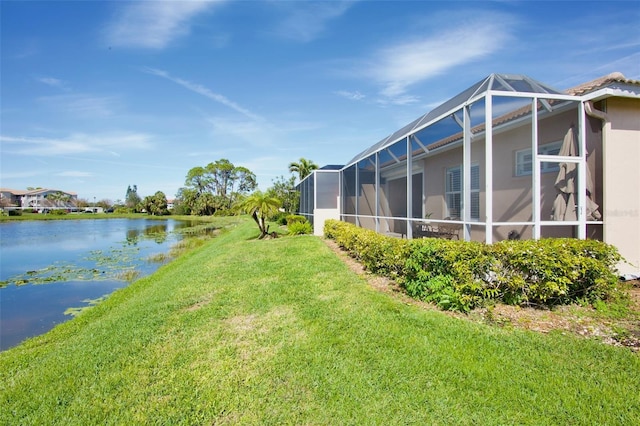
{"left": 288, "top": 158, "right": 318, "bottom": 181}
{"left": 239, "top": 191, "right": 282, "bottom": 239}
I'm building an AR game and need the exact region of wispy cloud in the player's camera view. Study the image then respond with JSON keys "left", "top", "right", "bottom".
{"left": 144, "top": 67, "right": 263, "bottom": 121}
{"left": 335, "top": 90, "right": 365, "bottom": 101}
{"left": 36, "top": 77, "right": 68, "bottom": 89}
{"left": 37, "top": 94, "right": 120, "bottom": 117}
{"left": 105, "top": 1, "right": 221, "bottom": 49}
{"left": 205, "top": 116, "right": 274, "bottom": 149}
{"left": 0, "top": 132, "right": 153, "bottom": 156}
{"left": 365, "top": 11, "right": 515, "bottom": 101}
{"left": 272, "top": 1, "right": 353, "bottom": 42}
{"left": 55, "top": 171, "right": 94, "bottom": 178}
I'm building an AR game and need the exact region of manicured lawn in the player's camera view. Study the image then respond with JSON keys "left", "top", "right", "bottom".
{"left": 1, "top": 219, "right": 639, "bottom": 424}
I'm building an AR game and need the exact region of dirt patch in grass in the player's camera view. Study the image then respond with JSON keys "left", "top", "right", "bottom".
{"left": 324, "top": 238, "right": 640, "bottom": 352}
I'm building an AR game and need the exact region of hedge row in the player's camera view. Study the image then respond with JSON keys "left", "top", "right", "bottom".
{"left": 324, "top": 219, "right": 622, "bottom": 312}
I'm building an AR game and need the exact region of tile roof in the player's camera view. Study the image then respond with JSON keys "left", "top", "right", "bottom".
{"left": 566, "top": 72, "right": 640, "bottom": 96}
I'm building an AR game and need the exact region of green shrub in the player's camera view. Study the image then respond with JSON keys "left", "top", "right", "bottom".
{"left": 286, "top": 214, "right": 307, "bottom": 225}
{"left": 288, "top": 220, "right": 312, "bottom": 235}
{"left": 8, "top": 209, "right": 22, "bottom": 216}
{"left": 271, "top": 211, "right": 288, "bottom": 225}
{"left": 49, "top": 209, "right": 67, "bottom": 216}
{"left": 324, "top": 219, "right": 622, "bottom": 312}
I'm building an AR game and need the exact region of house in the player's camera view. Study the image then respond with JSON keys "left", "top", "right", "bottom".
{"left": 6, "top": 188, "right": 79, "bottom": 211}
{"left": 0, "top": 188, "right": 27, "bottom": 208}
{"left": 297, "top": 72, "right": 640, "bottom": 276}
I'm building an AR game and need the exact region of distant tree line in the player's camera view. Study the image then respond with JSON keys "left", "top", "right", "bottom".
{"left": 168, "top": 159, "right": 253, "bottom": 215}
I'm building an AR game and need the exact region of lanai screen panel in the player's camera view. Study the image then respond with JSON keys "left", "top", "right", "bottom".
{"left": 297, "top": 174, "right": 314, "bottom": 219}
{"left": 342, "top": 164, "right": 356, "bottom": 224}
{"left": 316, "top": 171, "right": 339, "bottom": 209}
{"left": 358, "top": 157, "right": 376, "bottom": 230}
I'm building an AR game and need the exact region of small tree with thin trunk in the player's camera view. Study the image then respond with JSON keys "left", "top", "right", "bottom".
{"left": 239, "top": 191, "right": 282, "bottom": 239}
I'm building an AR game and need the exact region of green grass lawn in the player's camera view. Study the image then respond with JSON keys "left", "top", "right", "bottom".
{"left": 1, "top": 219, "right": 639, "bottom": 425}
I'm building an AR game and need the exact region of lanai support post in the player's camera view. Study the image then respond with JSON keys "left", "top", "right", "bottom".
{"left": 532, "top": 97, "right": 541, "bottom": 240}
{"left": 463, "top": 105, "right": 472, "bottom": 241}
{"left": 406, "top": 136, "right": 413, "bottom": 239}
{"left": 375, "top": 151, "right": 380, "bottom": 234}
{"left": 485, "top": 93, "right": 493, "bottom": 243}
{"left": 578, "top": 102, "right": 587, "bottom": 239}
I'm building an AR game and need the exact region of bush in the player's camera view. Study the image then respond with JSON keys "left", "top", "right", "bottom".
{"left": 286, "top": 214, "right": 307, "bottom": 225}
{"left": 324, "top": 219, "right": 622, "bottom": 312}
{"left": 8, "top": 209, "right": 22, "bottom": 216}
{"left": 288, "top": 220, "right": 312, "bottom": 235}
{"left": 271, "top": 211, "right": 288, "bottom": 225}
{"left": 49, "top": 209, "right": 67, "bottom": 216}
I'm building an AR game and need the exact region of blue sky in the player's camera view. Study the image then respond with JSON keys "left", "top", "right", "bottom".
{"left": 1, "top": 1, "right": 639, "bottom": 203}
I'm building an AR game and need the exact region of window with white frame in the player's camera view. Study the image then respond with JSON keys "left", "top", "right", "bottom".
{"left": 445, "top": 164, "right": 479, "bottom": 219}
{"left": 515, "top": 141, "right": 562, "bottom": 176}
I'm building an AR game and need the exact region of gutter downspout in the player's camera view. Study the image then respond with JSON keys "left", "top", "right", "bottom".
{"left": 584, "top": 101, "right": 609, "bottom": 123}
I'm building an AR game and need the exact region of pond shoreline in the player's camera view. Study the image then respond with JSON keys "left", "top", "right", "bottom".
{"left": 0, "top": 216, "right": 228, "bottom": 351}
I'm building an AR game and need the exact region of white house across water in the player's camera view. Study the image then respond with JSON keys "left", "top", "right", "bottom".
{"left": 297, "top": 73, "right": 640, "bottom": 277}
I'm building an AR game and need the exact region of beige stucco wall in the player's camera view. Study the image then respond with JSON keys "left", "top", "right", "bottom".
{"left": 314, "top": 208, "right": 340, "bottom": 236}
{"left": 602, "top": 97, "right": 640, "bottom": 275}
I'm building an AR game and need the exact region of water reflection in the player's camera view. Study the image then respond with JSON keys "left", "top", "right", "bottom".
{"left": 125, "top": 223, "right": 169, "bottom": 244}
{"left": 0, "top": 218, "right": 209, "bottom": 351}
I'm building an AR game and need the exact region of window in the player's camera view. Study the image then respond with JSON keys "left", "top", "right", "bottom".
{"left": 445, "top": 164, "right": 479, "bottom": 219}
{"left": 515, "top": 141, "right": 562, "bottom": 176}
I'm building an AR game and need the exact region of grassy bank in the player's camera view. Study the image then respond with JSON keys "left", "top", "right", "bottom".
{"left": 1, "top": 219, "right": 639, "bottom": 424}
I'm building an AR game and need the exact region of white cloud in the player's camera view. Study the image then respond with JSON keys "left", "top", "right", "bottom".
{"left": 105, "top": 1, "right": 221, "bottom": 49}
{"left": 366, "top": 11, "right": 515, "bottom": 100}
{"left": 335, "top": 90, "right": 365, "bottom": 101}
{"left": 0, "top": 132, "right": 153, "bottom": 156}
{"left": 37, "top": 94, "right": 120, "bottom": 117}
{"left": 273, "top": 1, "right": 353, "bottom": 42}
{"left": 37, "top": 77, "right": 67, "bottom": 89}
{"left": 144, "top": 67, "right": 263, "bottom": 121}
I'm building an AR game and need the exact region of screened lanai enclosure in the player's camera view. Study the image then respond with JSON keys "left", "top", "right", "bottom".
{"left": 299, "top": 73, "right": 604, "bottom": 244}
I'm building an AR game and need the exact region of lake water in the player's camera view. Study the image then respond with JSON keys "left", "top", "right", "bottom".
{"left": 0, "top": 218, "right": 195, "bottom": 351}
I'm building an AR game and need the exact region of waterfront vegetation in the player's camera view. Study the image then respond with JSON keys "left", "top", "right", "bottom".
{"left": 1, "top": 218, "right": 639, "bottom": 424}
{"left": 0, "top": 211, "right": 187, "bottom": 221}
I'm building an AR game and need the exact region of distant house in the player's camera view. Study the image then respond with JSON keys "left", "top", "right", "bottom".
{"left": 298, "top": 72, "right": 640, "bottom": 276}
{"left": 0, "top": 188, "right": 27, "bottom": 207}
{"left": 2, "top": 188, "right": 79, "bottom": 211}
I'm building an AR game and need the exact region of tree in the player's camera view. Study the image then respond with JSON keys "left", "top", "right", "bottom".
{"left": 267, "top": 175, "right": 298, "bottom": 214}
{"left": 207, "top": 159, "right": 235, "bottom": 199}
{"left": 288, "top": 158, "right": 318, "bottom": 181}
{"left": 76, "top": 198, "right": 90, "bottom": 208}
{"left": 96, "top": 199, "right": 113, "bottom": 210}
{"left": 45, "top": 191, "right": 70, "bottom": 207}
{"left": 193, "top": 193, "right": 220, "bottom": 216}
{"left": 239, "top": 191, "right": 282, "bottom": 239}
{"left": 141, "top": 191, "right": 168, "bottom": 216}
{"left": 184, "top": 167, "right": 211, "bottom": 196}
{"left": 174, "top": 187, "right": 197, "bottom": 215}
{"left": 125, "top": 185, "right": 141, "bottom": 211}
{"left": 228, "top": 166, "right": 257, "bottom": 208}
{"left": 182, "top": 159, "right": 257, "bottom": 216}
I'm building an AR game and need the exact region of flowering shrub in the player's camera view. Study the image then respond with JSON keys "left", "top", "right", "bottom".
{"left": 324, "top": 220, "right": 622, "bottom": 312}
